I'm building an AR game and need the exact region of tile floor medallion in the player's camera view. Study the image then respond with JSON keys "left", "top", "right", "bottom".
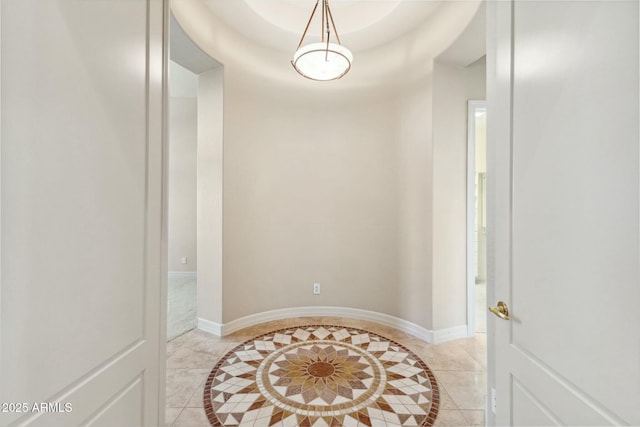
{"left": 203, "top": 325, "right": 439, "bottom": 426}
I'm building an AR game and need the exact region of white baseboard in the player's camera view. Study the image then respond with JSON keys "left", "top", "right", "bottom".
{"left": 198, "top": 306, "right": 467, "bottom": 344}
{"left": 198, "top": 317, "right": 223, "bottom": 336}
{"left": 168, "top": 271, "right": 197, "bottom": 279}
{"left": 430, "top": 325, "right": 469, "bottom": 344}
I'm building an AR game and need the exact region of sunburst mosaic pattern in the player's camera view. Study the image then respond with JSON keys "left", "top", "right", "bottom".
{"left": 204, "top": 325, "right": 439, "bottom": 426}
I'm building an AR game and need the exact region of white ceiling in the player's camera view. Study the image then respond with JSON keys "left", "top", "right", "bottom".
{"left": 201, "top": 0, "right": 444, "bottom": 53}
{"left": 170, "top": 0, "right": 485, "bottom": 87}
{"left": 436, "top": 1, "right": 485, "bottom": 67}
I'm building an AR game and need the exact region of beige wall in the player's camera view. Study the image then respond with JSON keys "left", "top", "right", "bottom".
{"left": 395, "top": 76, "right": 434, "bottom": 329}
{"left": 208, "top": 60, "right": 484, "bottom": 331}
{"left": 432, "top": 58, "right": 486, "bottom": 330}
{"left": 189, "top": 58, "right": 484, "bottom": 333}
{"left": 168, "top": 61, "right": 198, "bottom": 272}
{"left": 222, "top": 71, "right": 402, "bottom": 323}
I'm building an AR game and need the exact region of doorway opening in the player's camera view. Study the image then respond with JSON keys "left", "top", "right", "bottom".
{"left": 167, "top": 57, "right": 199, "bottom": 340}
{"left": 467, "top": 100, "right": 487, "bottom": 335}
{"left": 166, "top": 12, "right": 223, "bottom": 339}
{"left": 165, "top": 11, "right": 224, "bottom": 424}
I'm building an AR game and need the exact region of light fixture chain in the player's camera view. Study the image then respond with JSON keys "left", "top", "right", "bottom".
{"left": 325, "top": 1, "right": 342, "bottom": 45}
{"left": 296, "top": 0, "right": 320, "bottom": 50}
{"left": 321, "top": 0, "right": 325, "bottom": 43}
{"left": 324, "top": 0, "right": 330, "bottom": 61}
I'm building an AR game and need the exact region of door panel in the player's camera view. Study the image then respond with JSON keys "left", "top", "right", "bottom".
{"left": 0, "top": 1, "right": 166, "bottom": 426}
{"left": 84, "top": 378, "right": 143, "bottom": 427}
{"left": 512, "top": 380, "right": 559, "bottom": 427}
{"left": 489, "top": 1, "right": 640, "bottom": 425}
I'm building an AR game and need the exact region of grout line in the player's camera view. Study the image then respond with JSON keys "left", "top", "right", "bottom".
{"left": 165, "top": 407, "right": 184, "bottom": 427}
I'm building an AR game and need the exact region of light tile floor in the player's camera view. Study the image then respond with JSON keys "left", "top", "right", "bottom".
{"left": 167, "top": 275, "right": 197, "bottom": 340}
{"left": 165, "top": 317, "right": 487, "bottom": 427}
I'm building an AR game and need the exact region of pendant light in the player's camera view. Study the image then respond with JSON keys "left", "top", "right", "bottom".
{"left": 292, "top": 0, "right": 353, "bottom": 81}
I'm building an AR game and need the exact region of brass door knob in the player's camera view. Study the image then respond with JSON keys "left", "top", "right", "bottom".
{"left": 489, "top": 301, "right": 510, "bottom": 320}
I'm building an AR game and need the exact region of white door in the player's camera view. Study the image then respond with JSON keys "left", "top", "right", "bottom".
{"left": 0, "top": 1, "right": 166, "bottom": 426}
{"left": 488, "top": 1, "right": 640, "bottom": 425}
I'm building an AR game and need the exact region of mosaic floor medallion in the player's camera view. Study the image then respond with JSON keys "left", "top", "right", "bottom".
{"left": 204, "top": 325, "right": 439, "bottom": 426}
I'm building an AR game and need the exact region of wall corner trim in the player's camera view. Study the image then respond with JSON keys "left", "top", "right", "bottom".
{"left": 430, "top": 325, "right": 469, "bottom": 344}
{"left": 198, "top": 317, "right": 223, "bottom": 336}
{"left": 196, "top": 306, "right": 468, "bottom": 345}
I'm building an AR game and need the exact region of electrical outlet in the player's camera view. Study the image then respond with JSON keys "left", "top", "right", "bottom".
{"left": 313, "top": 283, "right": 321, "bottom": 295}
{"left": 181, "top": 256, "right": 188, "bottom": 264}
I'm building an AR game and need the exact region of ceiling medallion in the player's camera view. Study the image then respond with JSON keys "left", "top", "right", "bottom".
{"left": 292, "top": 0, "right": 353, "bottom": 81}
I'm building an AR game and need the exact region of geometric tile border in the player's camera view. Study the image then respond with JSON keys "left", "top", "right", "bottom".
{"left": 204, "top": 325, "right": 439, "bottom": 426}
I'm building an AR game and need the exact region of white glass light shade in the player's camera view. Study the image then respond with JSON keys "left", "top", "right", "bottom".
{"left": 292, "top": 42, "right": 353, "bottom": 81}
